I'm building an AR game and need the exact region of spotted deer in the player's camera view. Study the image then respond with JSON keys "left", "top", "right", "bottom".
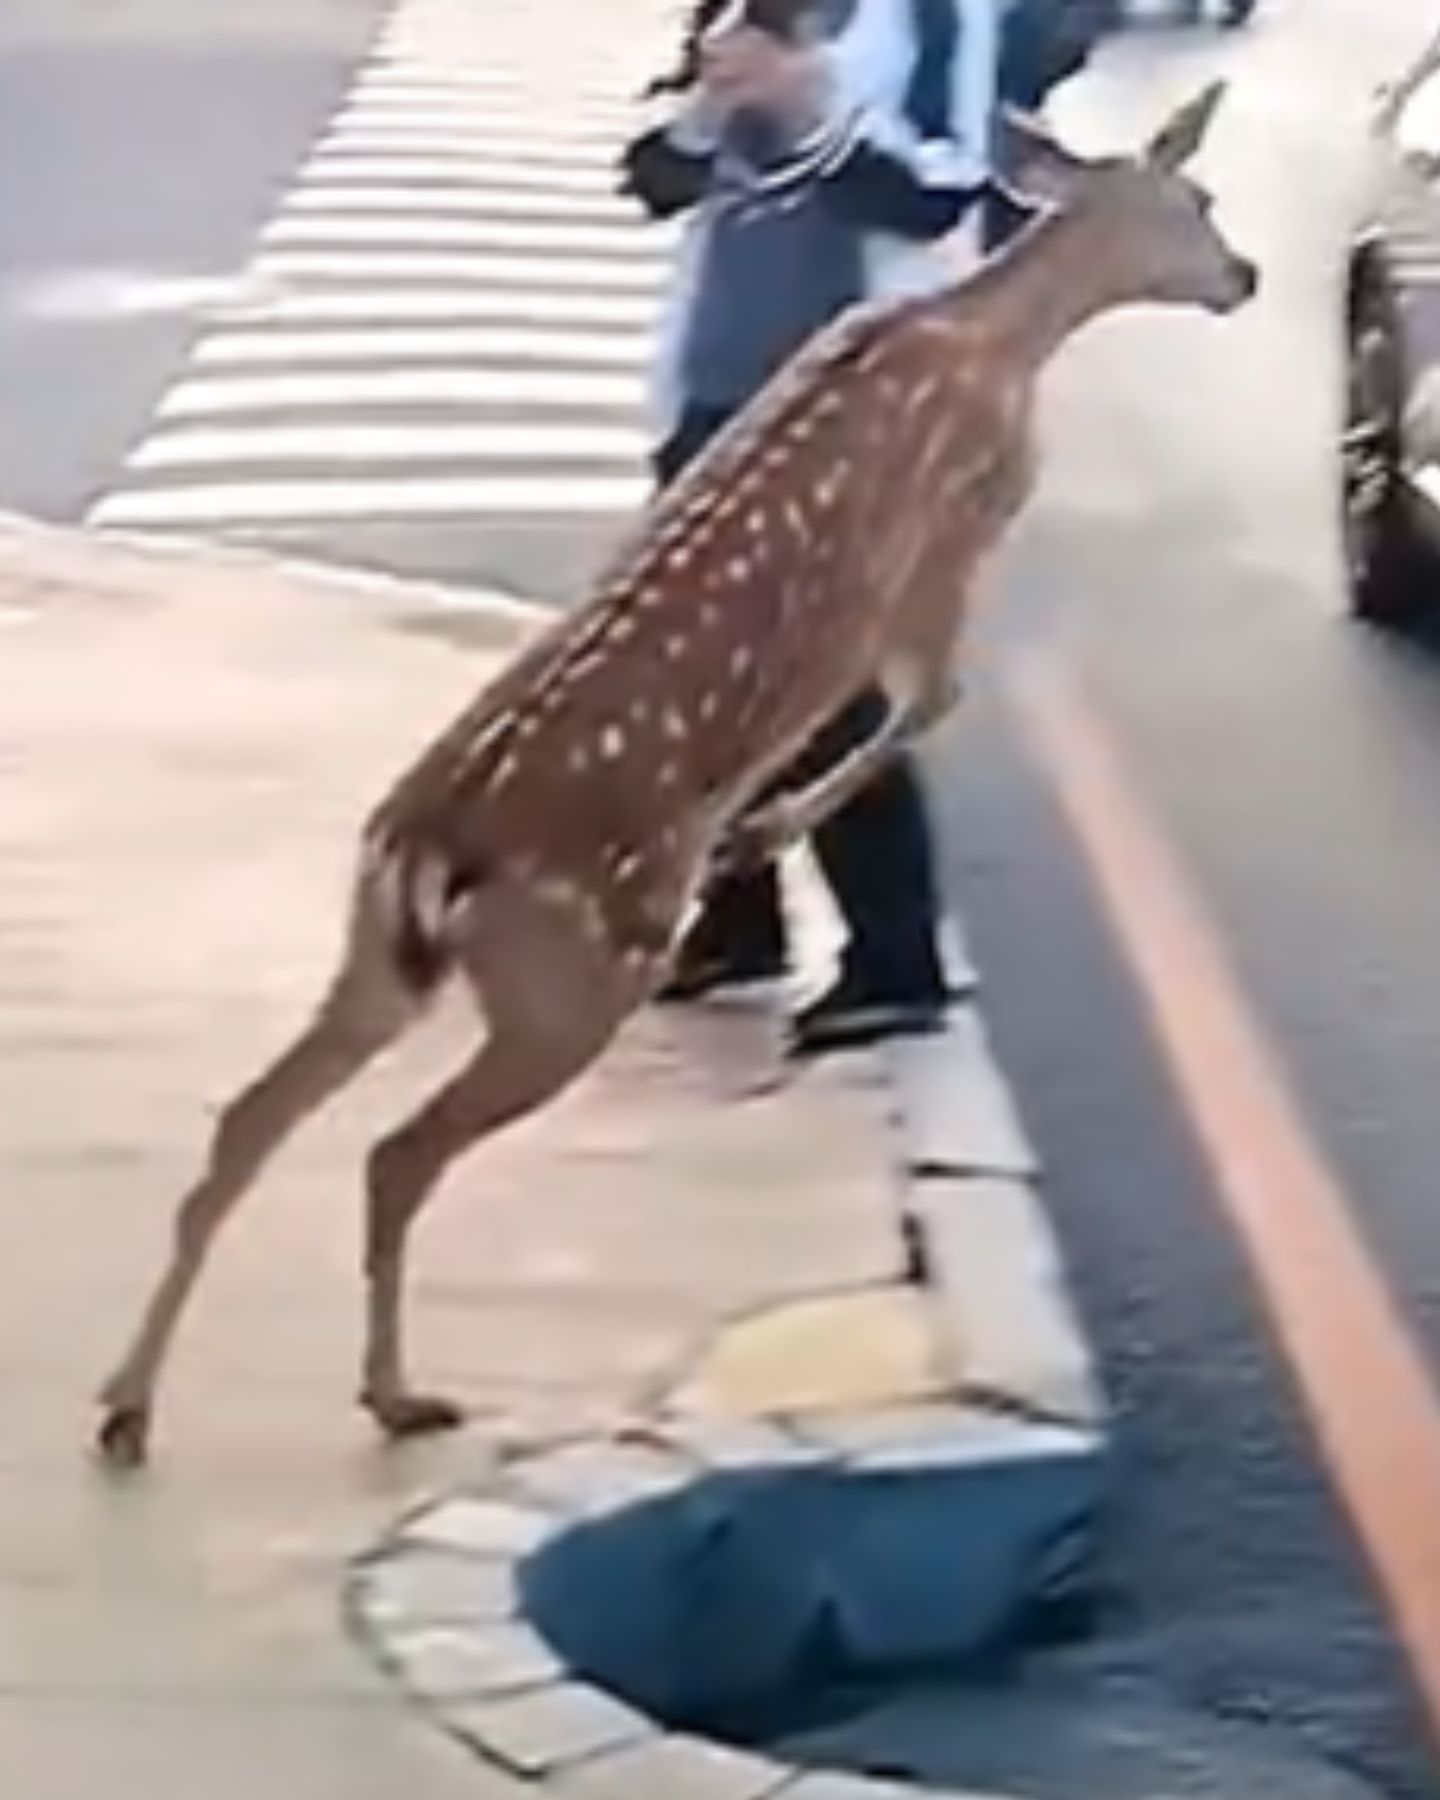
{"left": 97, "top": 83, "right": 1256, "bottom": 1466}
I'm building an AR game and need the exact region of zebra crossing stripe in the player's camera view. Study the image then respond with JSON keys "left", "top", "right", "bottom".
{"left": 251, "top": 250, "right": 664, "bottom": 289}
{"left": 316, "top": 126, "right": 628, "bottom": 162}
{"left": 225, "top": 288, "right": 660, "bottom": 326}
{"left": 282, "top": 186, "right": 640, "bottom": 219}
{"left": 348, "top": 73, "right": 642, "bottom": 107}
{"left": 261, "top": 216, "right": 665, "bottom": 257}
{"left": 299, "top": 153, "right": 623, "bottom": 191}
{"left": 157, "top": 368, "right": 646, "bottom": 418}
{"left": 193, "top": 327, "right": 651, "bottom": 368}
{"left": 88, "top": 0, "right": 674, "bottom": 534}
{"left": 91, "top": 475, "right": 651, "bottom": 527}
{"left": 127, "top": 422, "right": 651, "bottom": 470}
{"left": 343, "top": 86, "right": 637, "bottom": 122}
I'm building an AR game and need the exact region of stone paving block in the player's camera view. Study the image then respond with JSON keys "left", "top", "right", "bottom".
{"left": 397, "top": 1497, "right": 556, "bottom": 1560}
{"left": 914, "top": 1177, "right": 1103, "bottom": 1425}
{"left": 449, "top": 1679, "right": 652, "bottom": 1774}
{"left": 354, "top": 1547, "right": 519, "bottom": 1629}
{"left": 798, "top": 1408, "right": 1101, "bottom": 1473}
{"left": 883, "top": 1008, "right": 1038, "bottom": 1179}
{"left": 506, "top": 1439, "right": 696, "bottom": 1520}
{"left": 388, "top": 1620, "right": 561, "bottom": 1702}
{"left": 551, "top": 1736, "right": 790, "bottom": 1800}
{"left": 673, "top": 1288, "right": 946, "bottom": 1419}
{"left": 657, "top": 1415, "right": 822, "bottom": 1469}
{"left": 788, "top": 1404, "right": 977, "bottom": 1460}
{"left": 784, "top": 1778, "right": 936, "bottom": 1800}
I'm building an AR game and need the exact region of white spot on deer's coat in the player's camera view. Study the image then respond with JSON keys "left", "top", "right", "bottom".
{"left": 543, "top": 876, "right": 579, "bottom": 904}
{"left": 664, "top": 635, "right": 687, "bottom": 661}
{"left": 662, "top": 707, "right": 687, "bottom": 741}
{"left": 568, "top": 744, "right": 590, "bottom": 774}
{"left": 814, "top": 468, "right": 844, "bottom": 510}
{"left": 600, "top": 725, "right": 625, "bottom": 760}
{"left": 730, "top": 646, "right": 754, "bottom": 679}
{"left": 727, "top": 556, "right": 750, "bottom": 583}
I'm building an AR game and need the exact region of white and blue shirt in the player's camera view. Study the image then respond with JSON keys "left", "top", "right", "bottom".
{"left": 627, "top": 0, "right": 1000, "bottom": 425}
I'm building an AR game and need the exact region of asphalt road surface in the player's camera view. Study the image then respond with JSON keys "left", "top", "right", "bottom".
{"left": 5, "top": 0, "right": 1440, "bottom": 1793}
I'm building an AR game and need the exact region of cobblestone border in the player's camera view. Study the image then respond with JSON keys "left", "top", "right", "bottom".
{"left": 348, "top": 1405, "right": 1104, "bottom": 1796}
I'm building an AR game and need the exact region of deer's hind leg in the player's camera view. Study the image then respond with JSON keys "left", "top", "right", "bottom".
{"left": 96, "top": 885, "right": 423, "bottom": 1469}
{"left": 359, "top": 876, "right": 654, "bottom": 1439}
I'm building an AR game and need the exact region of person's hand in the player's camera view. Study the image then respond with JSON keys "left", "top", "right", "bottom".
{"left": 699, "top": 23, "right": 830, "bottom": 134}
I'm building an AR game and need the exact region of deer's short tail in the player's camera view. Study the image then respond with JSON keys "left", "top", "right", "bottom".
{"left": 360, "top": 830, "right": 493, "bottom": 996}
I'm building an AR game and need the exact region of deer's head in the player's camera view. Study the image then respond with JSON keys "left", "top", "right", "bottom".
{"left": 1006, "top": 84, "right": 1259, "bottom": 316}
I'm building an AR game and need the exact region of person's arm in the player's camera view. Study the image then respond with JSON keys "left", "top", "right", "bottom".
{"left": 815, "top": 0, "right": 998, "bottom": 243}
{"left": 817, "top": 132, "right": 982, "bottom": 240}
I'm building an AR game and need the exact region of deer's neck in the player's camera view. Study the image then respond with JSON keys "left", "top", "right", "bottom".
{"left": 964, "top": 202, "right": 1145, "bottom": 371}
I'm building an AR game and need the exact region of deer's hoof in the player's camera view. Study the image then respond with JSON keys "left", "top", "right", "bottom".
{"left": 366, "top": 1392, "right": 467, "bottom": 1440}
{"left": 96, "top": 1404, "right": 151, "bottom": 1470}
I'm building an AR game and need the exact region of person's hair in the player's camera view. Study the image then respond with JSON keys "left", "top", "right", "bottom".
{"left": 643, "top": 0, "right": 817, "bottom": 97}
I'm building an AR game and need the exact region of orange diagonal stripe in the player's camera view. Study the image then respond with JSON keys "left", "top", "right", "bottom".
{"left": 1012, "top": 652, "right": 1440, "bottom": 1733}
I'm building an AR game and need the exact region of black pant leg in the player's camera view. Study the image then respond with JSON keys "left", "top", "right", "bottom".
{"left": 795, "top": 690, "right": 946, "bottom": 1004}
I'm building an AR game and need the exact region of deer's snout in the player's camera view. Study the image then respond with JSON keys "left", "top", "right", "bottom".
{"left": 1213, "top": 252, "right": 1260, "bottom": 313}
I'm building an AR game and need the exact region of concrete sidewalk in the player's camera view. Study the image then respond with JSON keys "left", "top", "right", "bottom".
{"left": 0, "top": 515, "right": 1097, "bottom": 1798}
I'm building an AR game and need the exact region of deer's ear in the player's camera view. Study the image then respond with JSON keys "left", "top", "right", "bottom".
{"left": 1144, "top": 81, "right": 1227, "bottom": 173}
{"left": 996, "top": 107, "right": 1091, "bottom": 207}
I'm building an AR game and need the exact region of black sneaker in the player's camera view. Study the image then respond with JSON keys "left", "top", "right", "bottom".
{"left": 788, "top": 976, "right": 947, "bottom": 1059}
{"left": 655, "top": 942, "right": 789, "bottom": 1004}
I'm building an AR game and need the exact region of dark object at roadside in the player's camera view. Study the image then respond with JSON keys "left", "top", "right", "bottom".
{"left": 986, "top": 1, "right": 1116, "bottom": 248}
{"left": 998, "top": 0, "right": 1115, "bottom": 113}
{"left": 1341, "top": 34, "right": 1440, "bottom": 627}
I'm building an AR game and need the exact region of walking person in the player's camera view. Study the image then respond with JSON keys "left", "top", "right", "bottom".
{"left": 622, "top": 0, "right": 998, "bottom": 1057}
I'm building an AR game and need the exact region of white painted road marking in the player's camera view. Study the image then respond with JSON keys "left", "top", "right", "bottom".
{"left": 88, "top": 0, "right": 672, "bottom": 529}
{"left": 225, "top": 288, "right": 659, "bottom": 326}
{"left": 127, "top": 422, "right": 650, "bottom": 470}
{"left": 91, "top": 475, "right": 651, "bottom": 526}
{"left": 260, "top": 216, "right": 665, "bottom": 256}
{"left": 158, "top": 369, "right": 645, "bottom": 417}
{"left": 252, "top": 251, "right": 663, "bottom": 289}
{"left": 282, "top": 185, "right": 641, "bottom": 219}
{"left": 299, "top": 153, "right": 623, "bottom": 191}
{"left": 193, "top": 327, "right": 651, "bottom": 369}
